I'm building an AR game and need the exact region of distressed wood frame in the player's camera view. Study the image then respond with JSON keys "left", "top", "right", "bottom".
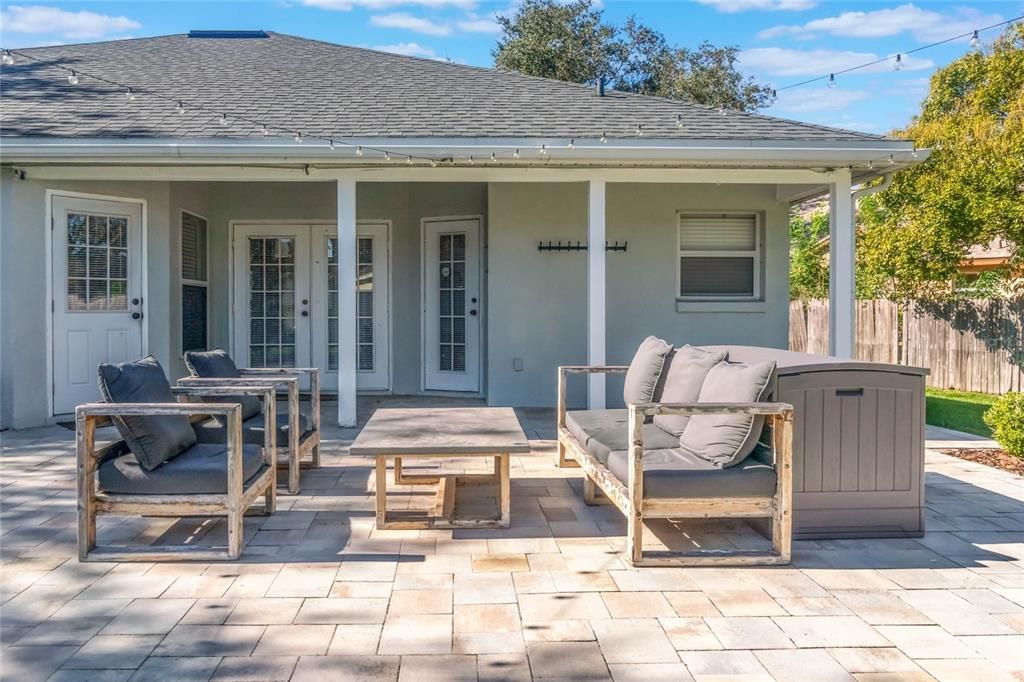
{"left": 76, "top": 385, "right": 277, "bottom": 562}
{"left": 556, "top": 365, "right": 630, "bottom": 467}
{"left": 179, "top": 367, "right": 321, "bottom": 494}
{"left": 557, "top": 365, "right": 793, "bottom": 567}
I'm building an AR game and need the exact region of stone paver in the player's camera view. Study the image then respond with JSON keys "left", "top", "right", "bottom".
{"left": 2, "top": 403, "right": 1023, "bottom": 681}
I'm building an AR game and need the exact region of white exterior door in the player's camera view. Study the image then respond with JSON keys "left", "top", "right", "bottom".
{"left": 233, "top": 223, "right": 390, "bottom": 393}
{"left": 423, "top": 217, "right": 481, "bottom": 392}
{"left": 51, "top": 195, "right": 144, "bottom": 415}
{"left": 232, "top": 226, "right": 312, "bottom": 373}
{"left": 312, "top": 223, "right": 390, "bottom": 392}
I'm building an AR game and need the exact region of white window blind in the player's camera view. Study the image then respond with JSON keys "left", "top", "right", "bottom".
{"left": 181, "top": 212, "right": 207, "bottom": 282}
{"left": 678, "top": 213, "right": 760, "bottom": 299}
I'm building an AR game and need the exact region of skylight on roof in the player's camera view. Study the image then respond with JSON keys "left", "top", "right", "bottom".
{"left": 187, "top": 30, "right": 269, "bottom": 39}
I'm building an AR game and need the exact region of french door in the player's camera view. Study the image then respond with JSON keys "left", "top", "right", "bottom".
{"left": 423, "top": 217, "right": 481, "bottom": 392}
{"left": 232, "top": 223, "right": 390, "bottom": 393}
{"left": 51, "top": 195, "right": 144, "bottom": 415}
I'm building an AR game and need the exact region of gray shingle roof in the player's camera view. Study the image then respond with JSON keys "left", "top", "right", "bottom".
{"left": 1, "top": 32, "right": 885, "bottom": 142}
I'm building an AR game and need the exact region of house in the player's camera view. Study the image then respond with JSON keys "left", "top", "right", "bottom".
{"left": 0, "top": 31, "right": 928, "bottom": 430}
{"left": 960, "top": 238, "right": 1017, "bottom": 276}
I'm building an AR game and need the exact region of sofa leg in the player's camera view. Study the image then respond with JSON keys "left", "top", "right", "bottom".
{"left": 264, "top": 479, "right": 276, "bottom": 515}
{"left": 626, "top": 507, "right": 643, "bottom": 566}
{"left": 583, "top": 475, "right": 598, "bottom": 505}
{"left": 312, "top": 443, "right": 321, "bottom": 469}
{"left": 288, "top": 450, "right": 300, "bottom": 495}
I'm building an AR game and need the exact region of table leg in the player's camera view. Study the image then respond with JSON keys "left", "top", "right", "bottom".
{"left": 498, "top": 453, "right": 510, "bottom": 528}
{"left": 375, "top": 455, "right": 387, "bottom": 529}
{"left": 394, "top": 456, "right": 404, "bottom": 484}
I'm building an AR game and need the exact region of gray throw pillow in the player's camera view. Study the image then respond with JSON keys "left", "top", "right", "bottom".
{"left": 97, "top": 356, "right": 198, "bottom": 472}
{"left": 677, "top": 359, "right": 776, "bottom": 468}
{"left": 622, "top": 336, "right": 673, "bottom": 406}
{"left": 653, "top": 345, "right": 728, "bottom": 436}
{"left": 183, "top": 349, "right": 261, "bottom": 421}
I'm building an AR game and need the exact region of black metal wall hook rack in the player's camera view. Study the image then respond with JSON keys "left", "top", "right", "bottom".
{"left": 537, "top": 240, "right": 628, "bottom": 252}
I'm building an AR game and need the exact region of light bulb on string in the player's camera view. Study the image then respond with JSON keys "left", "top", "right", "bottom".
{"left": 827, "top": 74, "right": 836, "bottom": 89}
{"left": 970, "top": 30, "right": 980, "bottom": 49}
{"left": 539, "top": 144, "right": 548, "bottom": 156}
{"left": 513, "top": 148, "right": 520, "bottom": 159}
{"left": 635, "top": 123, "right": 643, "bottom": 136}
{"left": 355, "top": 145, "right": 363, "bottom": 156}
{"left": 770, "top": 89, "right": 777, "bottom": 104}
{"left": 894, "top": 54, "right": 904, "bottom": 71}
{"left": 218, "top": 113, "right": 228, "bottom": 126}
{"left": 490, "top": 152, "right": 496, "bottom": 163}
{"left": 568, "top": 138, "right": 575, "bottom": 149}
{"left": 125, "top": 87, "right": 136, "bottom": 102}
{"left": 176, "top": 101, "right": 186, "bottom": 115}
{"left": 406, "top": 155, "right": 413, "bottom": 165}
{"left": 2, "top": 50, "right": 14, "bottom": 65}
{"left": 294, "top": 131, "right": 303, "bottom": 143}
{"left": 599, "top": 131, "right": 607, "bottom": 144}
{"left": 384, "top": 151, "right": 391, "bottom": 161}
{"left": 468, "top": 155, "right": 475, "bottom": 165}
{"left": 329, "top": 139, "right": 335, "bottom": 150}
{"left": 676, "top": 114, "right": 683, "bottom": 128}
{"left": 66, "top": 71, "right": 79, "bottom": 85}
{"left": 261, "top": 124, "right": 270, "bottom": 136}
{"left": 888, "top": 154, "right": 895, "bottom": 165}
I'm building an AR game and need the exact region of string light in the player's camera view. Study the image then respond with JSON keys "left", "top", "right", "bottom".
{"left": 568, "top": 138, "right": 575, "bottom": 149}
{"left": 513, "top": 148, "right": 520, "bottom": 159}
{"left": 2, "top": 50, "right": 13, "bottom": 65}
{"left": 894, "top": 54, "right": 904, "bottom": 71}
{"left": 329, "top": 139, "right": 335, "bottom": 150}
{"left": 67, "top": 71, "right": 78, "bottom": 85}
{"left": 261, "top": 123, "right": 270, "bottom": 136}
{"left": 490, "top": 152, "right": 496, "bottom": 163}
{"left": 635, "top": 123, "right": 644, "bottom": 136}
{"left": 599, "top": 132, "right": 607, "bottom": 144}
{"left": 468, "top": 155, "right": 475, "bottom": 165}
{"left": 384, "top": 151, "right": 391, "bottom": 161}
{"left": 294, "top": 131, "right": 303, "bottom": 143}
{"left": 406, "top": 155, "right": 413, "bottom": 165}
{"left": 676, "top": 114, "right": 683, "bottom": 128}
{"left": 124, "top": 87, "right": 136, "bottom": 101}
{"left": 355, "top": 145, "right": 363, "bottom": 156}
{"left": 827, "top": 74, "right": 836, "bottom": 89}
{"left": 218, "top": 113, "right": 228, "bottom": 126}
{"left": 970, "top": 30, "right": 981, "bottom": 49}
{"left": 539, "top": 144, "right": 548, "bottom": 156}
{"left": 176, "top": 100, "right": 186, "bottom": 115}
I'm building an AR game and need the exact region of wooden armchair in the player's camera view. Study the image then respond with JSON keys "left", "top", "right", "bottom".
{"left": 77, "top": 383, "right": 277, "bottom": 562}
{"left": 182, "top": 350, "right": 321, "bottom": 494}
{"left": 557, "top": 365, "right": 793, "bottom": 567}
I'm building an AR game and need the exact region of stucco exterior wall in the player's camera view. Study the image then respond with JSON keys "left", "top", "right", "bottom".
{"left": 2, "top": 175, "right": 785, "bottom": 428}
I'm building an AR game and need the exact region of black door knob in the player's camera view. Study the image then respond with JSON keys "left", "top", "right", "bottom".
{"left": 131, "top": 312, "right": 142, "bottom": 320}
{"left": 302, "top": 299, "right": 309, "bottom": 305}
{"left": 301, "top": 311, "right": 309, "bottom": 317}
{"left": 469, "top": 309, "right": 478, "bottom": 316}
{"left": 131, "top": 298, "right": 140, "bottom": 305}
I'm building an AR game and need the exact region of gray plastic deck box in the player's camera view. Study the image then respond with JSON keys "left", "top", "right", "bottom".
{"left": 703, "top": 346, "right": 928, "bottom": 539}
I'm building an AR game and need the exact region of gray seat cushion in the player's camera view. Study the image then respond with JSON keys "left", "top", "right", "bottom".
{"left": 194, "top": 410, "right": 311, "bottom": 448}
{"left": 653, "top": 345, "right": 728, "bottom": 437}
{"left": 607, "top": 445, "right": 777, "bottom": 499}
{"left": 678, "top": 359, "right": 776, "bottom": 468}
{"left": 98, "top": 443, "right": 267, "bottom": 495}
{"left": 565, "top": 410, "right": 678, "bottom": 465}
{"left": 622, "top": 336, "right": 672, "bottom": 406}
{"left": 97, "top": 356, "right": 197, "bottom": 472}
{"left": 183, "top": 349, "right": 262, "bottom": 421}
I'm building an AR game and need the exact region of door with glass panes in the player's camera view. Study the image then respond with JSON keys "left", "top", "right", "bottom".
{"left": 232, "top": 223, "right": 390, "bottom": 392}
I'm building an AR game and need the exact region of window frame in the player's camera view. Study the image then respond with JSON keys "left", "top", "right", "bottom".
{"left": 676, "top": 210, "right": 762, "bottom": 302}
{"left": 180, "top": 209, "right": 209, "bottom": 353}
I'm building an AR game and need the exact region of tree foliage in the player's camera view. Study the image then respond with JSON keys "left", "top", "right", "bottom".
{"left": 857, "top": 24, "right": 1024, "bottom": 301}
{"left": 789, "top": 211, "right": 830, "bottom": 299}
{"left": 493, "top": 0, "right": 774, "bottom": 111}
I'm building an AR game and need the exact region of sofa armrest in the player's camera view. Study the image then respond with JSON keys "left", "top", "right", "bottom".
{"left": 556, "top": 365, "right": 631, "bottom": 429}
{"left": 171, "top": 385, "right": 278, "bottom": 470}
{"left": 630, "top": 401, "right": 793, "bottom": 419}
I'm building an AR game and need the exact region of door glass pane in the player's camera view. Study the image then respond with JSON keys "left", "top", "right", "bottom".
{"left": 248, "top": 237, "right": 296, "bottom": 368}
{"left": 327, "top": 235, "right": 377, "bottom": 373}
{"left": 438, "top": 232, "right": 466, "bottom": 372}
{"left": 67, "top": 212, "right": 129, "bottom": 312}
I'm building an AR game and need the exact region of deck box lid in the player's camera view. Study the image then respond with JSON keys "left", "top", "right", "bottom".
{"left": 699, "top": 345, "right": 929, "bottom": 377}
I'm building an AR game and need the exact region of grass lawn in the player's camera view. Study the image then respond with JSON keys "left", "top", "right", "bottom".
{"left": 926, "top": 388, "right": 997, "bottom": 437}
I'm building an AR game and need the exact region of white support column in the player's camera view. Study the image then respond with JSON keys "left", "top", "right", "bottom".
{"left": 587, "top": 179, "right": 607, "bottom": 409}
{"left": 337, "top": 178, "right": 357, "bottom": 427}
{"left": 828, "top": 168, "right": 855, "bottom": 358}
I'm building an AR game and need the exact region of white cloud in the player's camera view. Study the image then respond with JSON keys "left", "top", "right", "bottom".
{"left": 370, "top": 11, "right": 452, "bottom": 35}
{"left": 759, "top": 4, "right": 1003, "bottom": 41}
{"left": 772, "top": 87, "right": 870, "bottom": 112}
{"left": 0, "top": 5, "right": 140, "bottom": 39}
{"left": 373, "top": 41, "right": 438, "bottom": 57}
{"left": 740, "top": 47, "right": 933, "bottom": 77}
{"left": 302, "top": 0, "right": 475, "bottom": 9}
{"left": 456, "top": 13, "right": 500, "bottom": 33}
{"left": 695, "top": 0, "right": 815, "bottom": 12}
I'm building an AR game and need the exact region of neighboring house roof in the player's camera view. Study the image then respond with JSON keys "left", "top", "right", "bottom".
{"left": 0, "top": 32, "right": 889, "bottom": 143}
{"left": 960, "top": 238, "right": 1017, "bottom": 274}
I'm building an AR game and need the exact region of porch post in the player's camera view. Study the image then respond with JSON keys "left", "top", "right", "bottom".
{"left": 828, "top": 168, "right": 855, "bottom": 358}
{"left": 587, "top": 179, "right": 607, "bottom": 409}
{"left": 337, "top": 178, "right": 357, "bottom": 427}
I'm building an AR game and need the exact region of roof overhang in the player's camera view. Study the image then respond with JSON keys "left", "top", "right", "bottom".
{"left": 0, "top": 136, "right": 927, "bottom": 172}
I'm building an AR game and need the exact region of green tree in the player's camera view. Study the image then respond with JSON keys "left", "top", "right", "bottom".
{"left": 493, "top": 0, "right": 774, "bottom": 111}
{"left": 789, "top": 211, "right": 830, "bottom": 300}
{"left": 857, "top": 24, "right": 1024, "bottom": 301}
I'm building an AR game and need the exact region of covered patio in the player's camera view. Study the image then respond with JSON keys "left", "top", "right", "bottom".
{"left": 2, "top": 398, "right": 1023, "bottom": 681}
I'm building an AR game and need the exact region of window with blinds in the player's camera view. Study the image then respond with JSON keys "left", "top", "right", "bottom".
{"left": 181, "top": 211, "right": 208, "bottom": 352}
{"left": 677, "top": 213, "right": 760, "bottom": 299}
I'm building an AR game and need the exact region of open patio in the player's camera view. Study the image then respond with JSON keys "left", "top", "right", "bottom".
{"left": 2, "top": 397, "right": 1023, "bottom": 682}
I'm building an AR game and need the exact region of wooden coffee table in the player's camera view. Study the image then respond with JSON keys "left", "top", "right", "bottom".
{"left": 350, "top": 407, "right": 531, "bottom": 530}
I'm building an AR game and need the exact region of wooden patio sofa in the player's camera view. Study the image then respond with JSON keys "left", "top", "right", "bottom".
{"left": 182, "top": 350, "right": 321, "bottom": 494}
{"left": 77, "top": 358, "right": 278, "bottom": 561}
{"left": 556, "top": 341, "right": 793, "bottom": 567}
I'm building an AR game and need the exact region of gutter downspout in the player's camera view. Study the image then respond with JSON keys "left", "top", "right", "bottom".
{"left": 852, "top": 172, "right": 893, "bottom": 200}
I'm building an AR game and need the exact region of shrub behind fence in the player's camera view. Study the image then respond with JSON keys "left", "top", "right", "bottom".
{"left": 790, "top": 298, "right": 1024, "bottom": 394}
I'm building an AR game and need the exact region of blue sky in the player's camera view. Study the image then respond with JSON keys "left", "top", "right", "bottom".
{"left": 2, "top": 0, "right": 1021, "bottom": 133}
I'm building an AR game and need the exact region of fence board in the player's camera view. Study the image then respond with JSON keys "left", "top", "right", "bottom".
{"left": 790, "top": 298, "right": 1023, "bottom": 394}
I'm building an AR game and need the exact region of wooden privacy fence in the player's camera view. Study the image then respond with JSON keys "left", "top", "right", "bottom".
{"left": 790, "top": 298, "right": 1024, "bottom": 394}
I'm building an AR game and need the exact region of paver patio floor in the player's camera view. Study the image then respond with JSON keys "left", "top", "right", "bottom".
{"left": 2, "top": 396, "right": 1024, "bottom": 681}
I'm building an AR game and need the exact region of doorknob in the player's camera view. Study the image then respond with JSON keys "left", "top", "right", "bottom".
{"left": 301, "top": 311, "right": 309, "bottom": 317}
{"left": 131, "top": 312, "right": 143, "bottom": 320}
{"left": 302, "top": 299, "right": 309, "bottom": 305}
{"left": 469, "top": 309, "right": 478, "bottom": 316}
